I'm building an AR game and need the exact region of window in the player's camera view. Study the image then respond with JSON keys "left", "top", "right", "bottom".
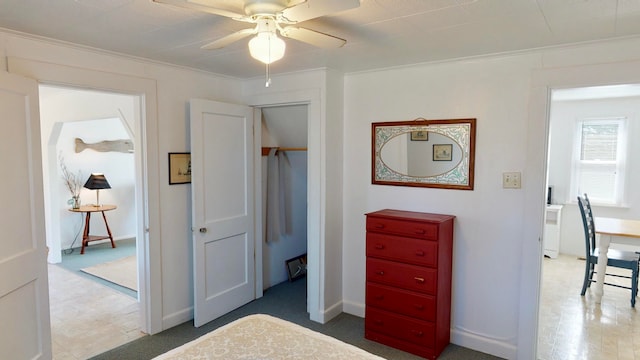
{"left": 571, "top": 118, "right": 627, "bottom": 205}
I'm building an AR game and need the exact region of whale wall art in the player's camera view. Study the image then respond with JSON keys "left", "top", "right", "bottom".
{"left": 75, "top": 138, "right": 133, "bottom": 153}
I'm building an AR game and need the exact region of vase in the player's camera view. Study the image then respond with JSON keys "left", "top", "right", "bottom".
{"left": 72, "top": 196, "right": 81, "bottom": 209}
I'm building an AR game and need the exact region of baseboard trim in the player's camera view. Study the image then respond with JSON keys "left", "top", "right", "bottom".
{"left": 342, "top": 300, "right": 365, "bottom": 318}
{"left": 451, "top": 327, "right": 517, "bottom": 359}
{"left": 162, "top": 307, "right": 193, "bottom": 330}
{"left": 342, "top": 301, "right": 515, "bottom": 359}
{"left": 320, "top": 300, "right": 343, "bottom": 323}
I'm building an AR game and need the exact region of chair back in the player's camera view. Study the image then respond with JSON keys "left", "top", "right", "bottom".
{"left": 577, "top": 194, "right": 597, "bottom": 259}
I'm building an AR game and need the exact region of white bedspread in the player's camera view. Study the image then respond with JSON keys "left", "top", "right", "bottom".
{"left": 153, "top": 314, "right": 385, "bottom": 359}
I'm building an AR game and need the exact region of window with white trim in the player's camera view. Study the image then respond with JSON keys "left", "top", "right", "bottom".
{"left": 570, "top": 117, "right": 627, "bottom": 206}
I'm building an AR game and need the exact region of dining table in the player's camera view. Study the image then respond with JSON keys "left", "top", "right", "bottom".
{"left": 593, "top": 216, "right": 640, "bottom": 303}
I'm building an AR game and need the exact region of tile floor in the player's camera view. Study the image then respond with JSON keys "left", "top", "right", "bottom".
{"left": 48, "top": 264, "right": 146, "bottom": 359}
{"left": 539, "top": 254, "right": 640, "bottom": 360}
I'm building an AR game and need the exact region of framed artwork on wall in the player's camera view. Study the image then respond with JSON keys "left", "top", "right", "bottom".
{"left": 285, "top": 254, "right": 307, "bottom": 282}
{"left": 410, "top": 130, "right": 429, "bottom": 141}
{"left": 168, "top": 152, "right": 191, "bottom": 184}
{"left": 433, "top": 144, "right": 453, "bottom": 161}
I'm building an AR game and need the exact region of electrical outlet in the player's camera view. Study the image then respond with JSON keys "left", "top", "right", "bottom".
{"left": 503, "top": 172, "right": 521, "bottom": 189}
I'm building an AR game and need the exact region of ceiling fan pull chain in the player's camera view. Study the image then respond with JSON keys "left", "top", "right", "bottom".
{"left": 265, "top": 34, "right": 272, "bottom": 87}
{"left": 265, "top": 62, "right": 272, "bottom": 87}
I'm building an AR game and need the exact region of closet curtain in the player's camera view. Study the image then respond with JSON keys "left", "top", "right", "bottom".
{"left": 266, "top": 148, "right": 287, "bottom": 243}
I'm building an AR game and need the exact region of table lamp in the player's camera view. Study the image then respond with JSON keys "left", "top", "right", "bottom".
{"left": 84, "top": 173, "right": 111, "bottom": 207}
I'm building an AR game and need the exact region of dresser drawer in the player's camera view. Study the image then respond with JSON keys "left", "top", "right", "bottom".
{"left": 367, "top": 216, "right": 438, "bottom": 240}
{"left": 367, "top": 232, "right": 438, "bottom": 267}
{"left": 366, "top": 282, "right": 436, "bottom": 322}
{"left": 366, "top": 258, "right": 437, "bottom": 294}
{"left": 365, "top": 307, "right": 435, "bottom": 348}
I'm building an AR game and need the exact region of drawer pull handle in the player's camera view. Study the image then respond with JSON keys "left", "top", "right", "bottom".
{"left": 375, "top": 295, "right": 384, "bottom": 300}
{"left": 415, "top": 250, "right": 425, "bottom": 256}
{"left": 414, "top": 277, "right": 425, "bottom": 283}
{"left": 411, "top": 330, "right": 424, "bottom": 337}
{"left": 375, "top": 224, "right": 385, "bottom": 229}
{"left": 375, "top": 244, "right": 384, "bottom": 250}
{"left": 374, "top": 319, "right": 384, "bottom": 325}
{"left": 376, "top": 271, "right": 385, "bottom": 276}
{"left": 414, "top": 229, "right": 426, "bottom": 235}
{"left": 413, "top": 304, "right": 424, "bottom": 310}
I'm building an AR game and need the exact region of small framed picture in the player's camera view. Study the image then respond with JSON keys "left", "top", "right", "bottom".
{"left": 410, "top": 131, "right": 429, "bottom": 141}
{"left": 168, "top": 152, "right": 191, "bottom": 184}
{"left": 285, "top": 254, "right": 307, "bottom": 282}
{"left": 433, "top": 144, "right": 453, "bottom": 161}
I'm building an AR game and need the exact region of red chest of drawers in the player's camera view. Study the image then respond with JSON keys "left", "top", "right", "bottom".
{"left": 365, "top": 209, "right": 455, "bottom": 359}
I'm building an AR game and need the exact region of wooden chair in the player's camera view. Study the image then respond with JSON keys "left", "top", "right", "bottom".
{"left": 578, "top": 194, "right": 640, "bottom": 306}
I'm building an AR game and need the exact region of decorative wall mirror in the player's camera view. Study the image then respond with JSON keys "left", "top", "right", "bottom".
{"left": 372, "top": 118, "right": 476, "bottom": 190}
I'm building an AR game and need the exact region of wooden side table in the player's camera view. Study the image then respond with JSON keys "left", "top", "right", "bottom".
{"left": 69, "top": 205, "right": 117, "bottom": 254}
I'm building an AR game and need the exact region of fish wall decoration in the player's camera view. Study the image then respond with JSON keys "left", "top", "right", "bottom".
{"left": 75, "top": 138, "right": 134, "bottom": 153}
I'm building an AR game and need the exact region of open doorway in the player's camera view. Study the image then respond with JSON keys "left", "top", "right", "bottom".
{"left": 538, "top": 84, "right": 640, "bottom": 359}
{"left": 245, "top": 88, "right": 323, "bottom": 323}
{"left": 39, "top": 84, "right": 145, "bottom": 358}
{"left": 259, "top": 104, "right": 309, "bottom": 295}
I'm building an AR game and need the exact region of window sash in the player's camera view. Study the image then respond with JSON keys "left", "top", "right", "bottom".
{"left": 571, "top": 118, "right": 627, "bottom": 205}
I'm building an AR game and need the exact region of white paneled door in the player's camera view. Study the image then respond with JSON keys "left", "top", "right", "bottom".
{"left": 190, "top": 99, "right": 256, "bottom": 327}
{"left": 0, "top": 72, "right": 51, "bottom": 358}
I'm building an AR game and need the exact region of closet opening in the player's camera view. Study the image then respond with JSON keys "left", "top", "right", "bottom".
{"left": 259, "top": 104, "right": 309, "bottom": 299}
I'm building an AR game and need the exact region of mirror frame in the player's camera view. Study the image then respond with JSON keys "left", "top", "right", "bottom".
{"left": 371, "top": 118, "right": 476, "bottom": 190}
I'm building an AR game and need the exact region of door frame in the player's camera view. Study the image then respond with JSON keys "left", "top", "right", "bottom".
{"left": 521, "top": 59, "right": 640, "bottom": 358}
{"left": 247, "top": 89, "right": 323, "bottom": 322}
{"left": 8, "top": 57, "right": 162, "bottom": 335}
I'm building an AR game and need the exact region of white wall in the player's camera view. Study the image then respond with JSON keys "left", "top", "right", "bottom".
{"left": 57, "top": 119, "right": 135, "bottom": 242}
{"left": 548, "top": 96, "right": 640, "bottom": 256}
{"left": 39, "top": 86, "right": 137, "bottom": 256}
{"left": 342, "top": 38, "right": 640, "bottom": 359}
{"left": 343, "top": 56, "right": 536, "bottom": 359}
{"left": 321, "top": 69, "right": 345, "bottom": 319}
{"left": 1, "top": 30, "right": 244, "bottom": 333}
{"left": 7, "top": 23, "right": 640, "bottom": 359}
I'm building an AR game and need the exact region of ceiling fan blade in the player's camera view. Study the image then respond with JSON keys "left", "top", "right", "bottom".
{"left": 281, "top": 0, "right": 360, "bottom": 23}
{"left": 152, "top": 0, "right": 246, "bottom": 19}
{"left": 285, "top": 0, "right": 307, "bottom": 8}
{"left": 201, "top": 28, "right": 257, "bottom": 50}
{"left": 280, "top": 26, "right": 346, "bottom": 48}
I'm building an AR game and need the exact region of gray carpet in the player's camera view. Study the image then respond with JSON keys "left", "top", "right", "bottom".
{"left": 57, "top": 237, "right": 137, "bottom": 298}
{"left": 90, "top": 277, "right": 504, "bottom": 360}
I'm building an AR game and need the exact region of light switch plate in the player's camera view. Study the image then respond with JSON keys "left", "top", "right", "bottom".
{"left": 503, "top": 172, "right": 521, "bottom": 189}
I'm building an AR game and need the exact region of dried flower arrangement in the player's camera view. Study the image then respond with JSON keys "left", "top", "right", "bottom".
{"left": 59, "top": 153, "right": 83, "bottom": 208}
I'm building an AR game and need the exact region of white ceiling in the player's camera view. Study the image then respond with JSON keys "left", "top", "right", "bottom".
{"left": 2, "top": 0, "right": 640, "bottom": 79}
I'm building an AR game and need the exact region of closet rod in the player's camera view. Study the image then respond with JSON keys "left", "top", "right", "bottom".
{"left": 261, "top": 147, "right": 307, "bottom": 156}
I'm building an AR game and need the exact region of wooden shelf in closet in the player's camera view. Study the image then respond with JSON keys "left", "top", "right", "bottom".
{"left": 261, "top": 147, "right": 307, "bottom": 156}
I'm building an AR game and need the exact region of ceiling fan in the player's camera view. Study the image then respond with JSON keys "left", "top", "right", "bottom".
{"left": 152, "top": 0, "right": 360, "bottom": 65}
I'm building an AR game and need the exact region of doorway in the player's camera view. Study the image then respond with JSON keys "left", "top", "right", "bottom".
{"left": 39, "top": 84, "right": 145, "bottom": 358}
{"left": 259, "top": 105, "right": 309, "bottom": 292}
{"left": 246, "top": 87, "right": 324, "bottom": 322}
{"left": 538, "top": 84, "right": 640, "bottom": 359}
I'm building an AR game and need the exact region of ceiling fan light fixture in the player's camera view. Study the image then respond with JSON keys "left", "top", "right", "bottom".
{"left": 249, "top": 31, "right": 286, "bottom": 64}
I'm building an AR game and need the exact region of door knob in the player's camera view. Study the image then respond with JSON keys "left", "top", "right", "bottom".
{"left": 199, "top": 227, "right": 207, "bottom": 233}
